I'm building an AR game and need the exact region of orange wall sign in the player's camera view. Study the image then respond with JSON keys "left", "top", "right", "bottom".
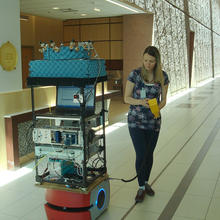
{"left": 0, "top": 41, "right": 18, "bottom": 71}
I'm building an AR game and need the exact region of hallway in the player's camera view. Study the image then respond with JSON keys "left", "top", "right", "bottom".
{"left": 1, "top": 77, "right": 220, "bottom": 220}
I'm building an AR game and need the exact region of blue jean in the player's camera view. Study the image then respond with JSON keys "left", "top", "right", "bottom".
{"left": 129, "top": 127, "right": 159, "bottom": 186}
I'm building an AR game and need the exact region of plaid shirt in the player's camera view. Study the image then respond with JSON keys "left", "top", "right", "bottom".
{"left": 127, "top": 67, "right": 169, "bottom": 131}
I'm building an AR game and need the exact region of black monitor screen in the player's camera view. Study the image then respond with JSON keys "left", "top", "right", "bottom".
{"left": 56, "top": 85, "right": 96, "bottom": 113}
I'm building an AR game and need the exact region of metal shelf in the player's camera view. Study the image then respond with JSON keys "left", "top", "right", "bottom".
{"left": 27, "top": 76, "right": 107, "bottom": 87}
{"left": 29, "top": 76, "right": 107, "bottom": 190}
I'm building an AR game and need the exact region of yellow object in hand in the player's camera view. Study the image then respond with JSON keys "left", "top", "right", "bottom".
{"left": 148, "top": 98, "right": 160, "bottom": 118}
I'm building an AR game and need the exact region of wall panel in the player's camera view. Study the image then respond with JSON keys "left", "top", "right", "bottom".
{"left": 213, "top": 33, "right": 220, "bottom": 76}
{"left": 151, "top": 0, "right": 188, "bottom": 94}
{"left": 93, "top": 41, "right": 110, "bottom": 59}
{"left": 110, "top": 23, "right": 123, "bottom": 40}
{"left": 212, "top": 0, "right": 220, "bottom": 76}
{"left": 64, "top": 17, "right": 123, "bottom": 61}
{"left": 63, "top": 25, "right": 80, "bottom": 42}
{"left": 111, "top": 41, "right": 123, "bottom": 59}
{"left": 123, "top": 14, "right": 153, "bottom": 91}
{"left": 81, "top": 24, "right": 109, "bottom": 41}
{"left": 20, "top": 14, "right": 35, "bottom": 46}
{"left": 110, "top": 16, "right": 123, "bottom": 23}
{"left": 80, "top": 18, "right": 109, "bottom": 24}
{"left": 128, "top": 0, "right": 220, "bottom": 94}
{"left": 63, "top": 19, "right": 80, "bottom": 25}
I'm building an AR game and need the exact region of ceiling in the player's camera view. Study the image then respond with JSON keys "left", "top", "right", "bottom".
{"left": 20, "top": 0, "right": 146, "bottom": 20}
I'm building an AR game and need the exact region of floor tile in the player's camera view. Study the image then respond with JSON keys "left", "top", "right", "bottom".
{"left": 97, "top": 204, "right": 128, "bottom": 220}
{"left": 0, "top": 214, "right": 19, "bottom": 220}
{"left": 20, "top": 204, "right": 47, "bottom": 220}
{"left": 109, "top": 182, "right": 121, "bottom": 197}
{"left": 212, "top": 179, "right": 220, "bottom": 198}
{"left": 152, "top": 174, "right": 182, "bottom": 193}
{"left": 185, "top": 178, "right": 216, "bottom": 197}
{"left": 109, "top": 187, "right": 137, "bottom": 209}
{"left": 206, "top": 197, "right": 220, "bottom": 220}
{"left": 194, "top": 162, "right": 220, "bottom": 180}
{"left": 135, "top": 190, "right": 173, "bottom": 213}
{"left": 172, "top": 216, "right": 200, "bottom": 220}
{"left": 1, "top": 192, "right": 44, "bottom": 218}
{"left": 126, "top": 209, "right": 159, "bottom": 220}
{"left": 175, "top": 195, "right": 211, "bottom": 219}
{"left": 160, "top": 162, "right": 190, "bottom": 179}
{"left": 0, "top": 188, "right": 27, "bottom": 210}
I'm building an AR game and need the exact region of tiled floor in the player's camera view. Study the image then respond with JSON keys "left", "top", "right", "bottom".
{"left": 1, "top": 77, "right": 220, "bottom": 220}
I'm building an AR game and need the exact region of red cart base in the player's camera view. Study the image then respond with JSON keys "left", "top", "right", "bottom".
{"left": 45, "top": 203, "right": 91, "bottom": 220}
{"left": 44, "top": 179, "right": 110, "bottom": 220}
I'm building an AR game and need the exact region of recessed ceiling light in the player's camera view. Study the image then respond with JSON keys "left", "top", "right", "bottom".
{"left": 94, "top": 8, "right": 101, "bottom": 12}
{"left": 81, "top": 14, "right": 87, "bottom": 16}
{"left": 52, "top": 7, "right": 59, "bottom": 10}
{"left": 105, "top": 0, "right": 139, "bottom": 13}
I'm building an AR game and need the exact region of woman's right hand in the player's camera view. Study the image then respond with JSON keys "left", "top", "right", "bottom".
{"left": 139, "top": 98, "right": 149, "bottom": 108}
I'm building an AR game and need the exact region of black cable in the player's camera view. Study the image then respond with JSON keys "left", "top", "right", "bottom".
{"left": 109, "top": 175, "right": 137, "bottom": 183}
{"left": 109, "top": 146, "right": 152, "bottom": 183}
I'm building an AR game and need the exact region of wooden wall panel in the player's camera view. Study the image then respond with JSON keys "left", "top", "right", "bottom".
{"left": 63, "top": 19, "right": 80, "bottom": 25}
{"left": 80, "top": 18, "right": 109, "bottom": 24}
{"left": 20, "top": 14, "right": 35, "bottom": 46}
{"left": 110, "top": 16, "right": 123, "bottom": 23}
{"left": 63, "top": 26, "right": 73, "bottom": 42}
{"left": 93, "top": 41, "right": 110, "bottom": 59}
{"left": 110, "top": 23, "right": 123, "bottom": 40}
{"left": 34, "top": 16, "right": 63, "bottom": 59}
{"left": 123, "top": 14, "right": 153, "bottom": 93}
{"left": 63, "top": 25, "right": 80, "bottom": 42}
{"left": 63, "top": 17, "right": 123, "bottom": 61}
{"left": 111, "top": 41, "right": 123, "bottom": 59}
{"left": 20, "top": 14, "right": 63, "bottom": 59}
{"left": 105, "top": 60, "right": 123, "bottom": 70}
{"left": 81, "top": 24, "right": 110, "bottom": 41}
{"left": 21, "top": 47, "right": 34, "bottom": 88}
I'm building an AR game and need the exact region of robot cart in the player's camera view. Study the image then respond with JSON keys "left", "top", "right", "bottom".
{"left": 27, "top": 76, "right": 109, "bottom": 220}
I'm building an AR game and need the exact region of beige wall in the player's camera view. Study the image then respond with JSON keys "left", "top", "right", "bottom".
{"left": 123, "top": 14, "right": 153, "bottom": 91}
{"left": 0, "top": 87, "right": 56, "bottom": 170}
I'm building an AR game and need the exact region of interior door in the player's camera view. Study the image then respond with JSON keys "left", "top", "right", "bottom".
{"left": 21, "top": 46, "right": 34, "bottom": 88}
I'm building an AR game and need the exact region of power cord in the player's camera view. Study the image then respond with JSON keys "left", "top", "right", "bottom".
{"left": 108, "top": 146, "right": 152, "bottom": 183}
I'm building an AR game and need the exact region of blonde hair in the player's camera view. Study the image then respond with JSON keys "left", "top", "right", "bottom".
{"left": 142, "top": 46, "right": 164, "bottom": 87}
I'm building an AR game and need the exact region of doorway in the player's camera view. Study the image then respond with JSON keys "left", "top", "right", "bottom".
{"left": 21, "top": 46, "right": 34, "bottom": 88}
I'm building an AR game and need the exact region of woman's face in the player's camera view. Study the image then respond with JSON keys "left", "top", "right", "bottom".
{"left": 143, "top": 53, "right": 156, "bottom": 72}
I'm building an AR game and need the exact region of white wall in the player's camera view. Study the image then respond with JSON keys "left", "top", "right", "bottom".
{"left": 0, "top": 0, "right": 22, "bottom": 93}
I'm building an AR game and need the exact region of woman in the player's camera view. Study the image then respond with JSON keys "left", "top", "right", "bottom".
{"left": 124, "top": 46, "right": 169, "bottom": 202}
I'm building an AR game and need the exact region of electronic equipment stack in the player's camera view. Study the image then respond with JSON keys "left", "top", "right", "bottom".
{"left": 27, "top": 40, "right": 109, "bottom": 220}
